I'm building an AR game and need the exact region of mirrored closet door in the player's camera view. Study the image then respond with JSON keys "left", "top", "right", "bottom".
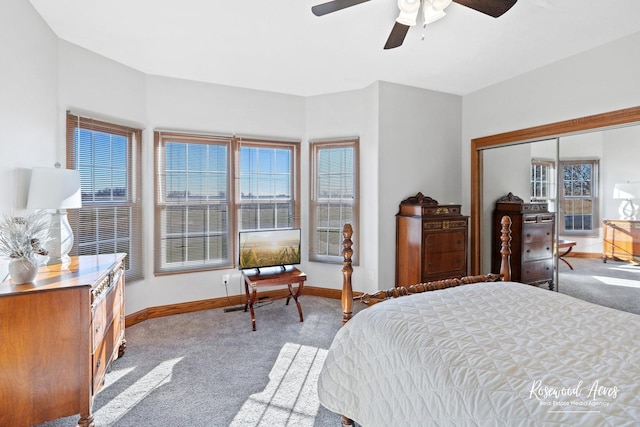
{"left": 478, "top": 124, "right": 640, "bottom": 314}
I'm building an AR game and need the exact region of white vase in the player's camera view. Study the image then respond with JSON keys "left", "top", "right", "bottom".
{"left": 8, "top": 258, "right": 39, "bottom": 284}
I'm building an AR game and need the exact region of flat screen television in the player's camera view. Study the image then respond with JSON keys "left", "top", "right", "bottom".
{"left": 238, "top": 228, "right": 301, "bottom": 271}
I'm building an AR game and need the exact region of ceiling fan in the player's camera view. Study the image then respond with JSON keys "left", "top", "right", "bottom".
{"left": 312, "top": 0, "right": 518, "bottom": 49}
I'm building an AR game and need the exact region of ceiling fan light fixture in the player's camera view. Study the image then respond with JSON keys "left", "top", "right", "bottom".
{"left": 396, "top": 0, "right": 421, "bottom": 26}
{"left": 423, "top": 0, "right": 452, "bottom": 25}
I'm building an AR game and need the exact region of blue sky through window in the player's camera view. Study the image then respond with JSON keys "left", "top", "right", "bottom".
{"left": 76, "top": 128, "right": 128, "bottom": 201}
{"left": 240, "top": 146, "right": 291, "bottom": 200}
{"left": 165, "top": 142, "right": 228, "bottom": 200}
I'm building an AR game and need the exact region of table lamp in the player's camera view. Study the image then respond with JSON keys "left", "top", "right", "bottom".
{"left": 27, "top": 165, "right": 82, "bottom": 265}
{"left": 613, "top": 182, "right": 640, "bottom": 220}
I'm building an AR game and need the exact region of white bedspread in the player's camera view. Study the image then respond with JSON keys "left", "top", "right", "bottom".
{"left": 317, "top": 281, "right": 640, "bottom": 426}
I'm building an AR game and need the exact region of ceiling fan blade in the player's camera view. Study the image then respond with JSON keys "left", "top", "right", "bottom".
{"left": 384, "top": 22, "right": 410, "bottom": 50}
{"left": 312, "top": 0, "right": 371, "bottom": 17}
{"left": 452, "top": 0, "right": 517, "bottom": 18}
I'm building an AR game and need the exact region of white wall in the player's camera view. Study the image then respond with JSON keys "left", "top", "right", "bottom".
{"left": 378, "top": 82, "right": 462, "bottom": 286}
{"left": 304, "top": 86, "right": 378, "bottom": 294}
{"left": 0, "top": 0, "right": 58, "bottom": 279}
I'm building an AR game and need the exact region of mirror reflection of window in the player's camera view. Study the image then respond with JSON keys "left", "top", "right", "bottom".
{"left": 559, "top": 160, "right": 599, "bottom": 235}
{"left": 530, "top": 159, "right": 556, "bottom": 211}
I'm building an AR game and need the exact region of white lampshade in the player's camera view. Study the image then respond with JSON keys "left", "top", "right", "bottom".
{"left": 27, "top": 167, "right": 82, "bottom": 209}
{"left": 27, "top": 166, "right": 82, "bottom": 266}
{"left": 613, "top": 182, "right": 640, "bottom": 220}
{"left": 613, "top": 182, "right": 640, "bottom": 200}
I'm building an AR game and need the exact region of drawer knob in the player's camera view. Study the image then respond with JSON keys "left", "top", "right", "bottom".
{"left": 95, "top": 324, "right": 101, "bottom": 334}
{"left": 96, "top": 357, "right": 101, "bottom": 368}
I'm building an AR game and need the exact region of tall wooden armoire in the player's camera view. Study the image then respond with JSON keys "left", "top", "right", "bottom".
{"left": 491, "top": 192, "right": 555, "bottom": 290}
{"left": 396, "top": 193, "right": 469, "bottom": 287}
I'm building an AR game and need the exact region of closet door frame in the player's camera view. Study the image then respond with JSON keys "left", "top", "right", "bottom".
{"left": 470, "top": 105, "right": 640, "bottom": 275}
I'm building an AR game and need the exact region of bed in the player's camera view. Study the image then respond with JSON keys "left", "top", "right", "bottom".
{"left": 317, "top": 218, "right": 640, "bottom": 426}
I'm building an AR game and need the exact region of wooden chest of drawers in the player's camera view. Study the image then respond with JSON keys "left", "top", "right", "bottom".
{"left": 396, "top": 193, "right": 469, "bottom": 287}
{"left": 492, "top": 193, "right": 555, "bottom": 289}
{"left": 0, "top": 253, "right": 126, "bottom": 427}
{"left": 603, "top": 219, "right": 640, "bottom": 263}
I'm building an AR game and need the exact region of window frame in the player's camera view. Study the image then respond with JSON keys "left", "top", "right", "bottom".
{"left": 154, "top": 132, "right": 300, "bottom": 275}
{"left": 309, "top": 137, "right": 359, "bottom": 264}
{"left": 558, "top": 159, "right": 599, "bottom": 236}
{"left": 530, "top": 158, "right": 556, "bottom": 211}
{"left": 234, "top": 137, "right": 301, "bottom": 233}
{"left": 66, "top": 112, "right": 144, "bottom": 282}
{"left": 154, "top": 132, "right": 234, "bottom": 274}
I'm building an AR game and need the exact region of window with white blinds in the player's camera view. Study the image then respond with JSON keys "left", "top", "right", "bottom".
{"left": 309, "top": 138, "right": 359, "bottom": 263}
{"left": 66, "top": 113, "right": 143, "bottom": 282}
{"left": 154, "top": 133, "right": 300, "bottom": 274}
{"left": 237, "top": 139, "right": 298, "bottom": 232}
{"left": 155, "top": 133, "right": 232, "bottom": 273}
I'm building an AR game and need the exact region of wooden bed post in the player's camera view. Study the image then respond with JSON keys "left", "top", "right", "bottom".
{"left": 341, "top": 223, "right": 354, "bottom": 325}
{"left": 500, "top": 215, "right": 512, "bottom": 282}
{"left": 341, "top": 224, "right": 356, "bottom": 427}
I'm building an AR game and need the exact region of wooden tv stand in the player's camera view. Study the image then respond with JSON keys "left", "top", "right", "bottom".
{"left": 241, "top": 266, "right": 306, "bottom": 331}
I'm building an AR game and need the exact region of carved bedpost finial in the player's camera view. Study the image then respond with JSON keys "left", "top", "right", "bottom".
{"left": 342, "top": 224, "right": 354, "bottom": 325}
{"left": 500, "top": 215, "right": 512, "bottom": 282}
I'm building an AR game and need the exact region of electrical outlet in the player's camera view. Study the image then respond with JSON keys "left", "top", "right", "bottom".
{"left": 222, "top": 274, "right": 230, "bottom": 286}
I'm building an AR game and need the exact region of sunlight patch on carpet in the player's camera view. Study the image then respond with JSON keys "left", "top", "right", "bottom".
{"left": 609, "top": 265, "right": 640, "bottom": 275}
{"left": 94, "top": 357, "right": 183, "bottom": 426}
{"left": 594, "top": 275, "right": 640, "bottom": 289}
{"left": 100, "top": 366, "right": 135, "bottom": 392}
{"left": 230, "top": 342, "right": 328, "bottom": 427}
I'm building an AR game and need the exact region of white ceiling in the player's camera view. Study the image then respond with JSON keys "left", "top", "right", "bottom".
{"left": 29, "top": 0, "right": 640, "bottom": 97}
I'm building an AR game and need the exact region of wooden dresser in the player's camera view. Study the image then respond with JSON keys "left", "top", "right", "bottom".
{"left": 603, "top": 219, "right": 640, "bottom": 263}
{"left": 0, "top": 253, "right": 126, "bottom": 427}
{"left": 396, "top": 193, "right": 469, "bottom": 287}
{"left": 492, "top": 193, "right": 555, "bottom": 290}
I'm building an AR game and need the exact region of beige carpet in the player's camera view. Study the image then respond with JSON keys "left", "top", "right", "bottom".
{"left": 37, "top": 296, "right": 357, "bottom": 427}
{"left": 558, "top": 257, "right": 640, "bottom": 315}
